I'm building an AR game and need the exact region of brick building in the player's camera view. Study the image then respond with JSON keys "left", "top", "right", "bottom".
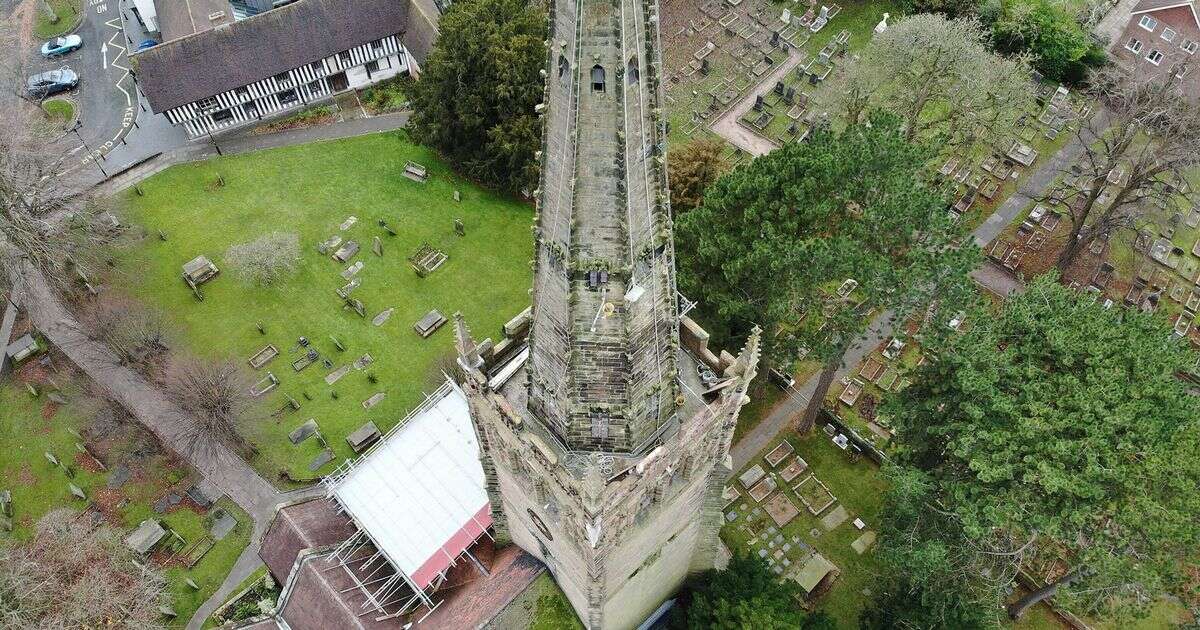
{"left": 1109, "top": 0, "right": 1199, "bottom": 96}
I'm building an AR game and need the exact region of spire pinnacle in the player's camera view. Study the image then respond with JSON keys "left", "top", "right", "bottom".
{"left": 453, "top": 312, "right": 483, "bottom": 371}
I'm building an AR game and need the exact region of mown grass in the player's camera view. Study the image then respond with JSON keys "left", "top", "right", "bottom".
{"left": 113, "top": 131, "right": 534, "bottom": 483}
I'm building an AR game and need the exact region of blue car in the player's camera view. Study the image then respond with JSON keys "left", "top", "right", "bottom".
{"left": 40, "top": 34, "right": 82, "bottom": 58}
{"left": 137, "top": 39, "right": 159, "bottom": 51}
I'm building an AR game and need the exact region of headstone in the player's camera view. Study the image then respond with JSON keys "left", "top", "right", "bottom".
{"left": 699, "top": 58, "right": 709, "bottom": 75}
{"left": 353, "top": 353, "right": 373, "bottom": 370}
{"left": 372, "top": 237, "right": 383, "bottom": 257}
{"left": 453, "top": 190, "right": 462, "bottom": 202}
{"left": 339, "top": 216, "right": 358, "bottom": 231}
{"left": 107, "top": 465, "right": 131, "bottom": 489}
{"left": 771, "top": 31, "right": 780, "bottom": 46}
{"left": 185, "top": 578, "right": 200, "bottom": 590}
{"left": 773, "top": 81, "right": 784, "bottom": 96}
{"left": 753, "top": 95, "right": 764, "bottom": 111}
{"left": 454, "top": 218, "right": 466, "bottom": 237}
{"left": 68, "top": 483, "right": 86, "bottom": 500}
{"left": 345, "top": 298, "right": 366, "bottom": 318}
{"left": 781, "top": 8, "right": 791, "bottom": 24}
{"left": 0, "top": 490, "right": 11, "bottom": 517}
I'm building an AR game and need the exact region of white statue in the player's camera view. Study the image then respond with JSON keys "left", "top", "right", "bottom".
{"left": 874, "top": 12, "right": 890, "bottom": 35}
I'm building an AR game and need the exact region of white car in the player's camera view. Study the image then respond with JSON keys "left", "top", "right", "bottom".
{"left": 41, "top": 34, "right": 83, "bottom": 58}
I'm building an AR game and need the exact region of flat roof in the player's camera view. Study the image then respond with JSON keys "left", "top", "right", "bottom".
{"left": 333, "top": 382, "right": 491, "bottom": 590}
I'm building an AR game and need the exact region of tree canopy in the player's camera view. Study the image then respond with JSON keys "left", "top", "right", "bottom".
{"left": 676, "top": 112, "right": 978, "bottom": 430}
{"left": 824, "top": 14, "right": 1034, "bottom": 152}
{"left": 886, "top": 274, "right": 1200, "bottom": 619}
{"left": 667, "top": 138, "right": 729, "bottom": 214}
{"left": 672, "top": 553, "right": 834, "bottom": 629}
{"left": 406, "top": 0, "right": 546, "bottom": 193}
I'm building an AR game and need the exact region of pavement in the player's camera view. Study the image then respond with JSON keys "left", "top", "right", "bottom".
{"left": 708, "top": 46, "right": 807, "bottom": 156}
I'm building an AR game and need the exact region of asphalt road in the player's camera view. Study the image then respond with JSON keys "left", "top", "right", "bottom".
{"left": 27, "top": 0, "right": 138, "bottom": 169}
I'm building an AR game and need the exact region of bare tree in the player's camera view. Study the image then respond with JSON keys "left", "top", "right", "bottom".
{"left": 160, "top": 358, "right": 255, "bottom": 460}
{"left": 82, "top": 293, "right": 170, "bottom": 371}
{"left": 1049, "top": 62, "right": 1200, "bottom": 272}
{"left": 0, "top": 508, "right": 169, "bottom": 629}
{"left": 0, "top": 108, "right": 108, "bottom": 294}
{"left": 822, "top": 14, "right": 1035, "bottom": 152}
{"left": 224, "top": 231, "right": 301, "bottom": 286}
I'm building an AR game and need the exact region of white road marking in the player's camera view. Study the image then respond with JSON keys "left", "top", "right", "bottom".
{"left": 101, "top": 42, "right": 108, "bottom": 68}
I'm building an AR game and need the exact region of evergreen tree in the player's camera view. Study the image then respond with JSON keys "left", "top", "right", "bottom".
{"left": 407, "top": 0, "right": 546, "bottom": 193}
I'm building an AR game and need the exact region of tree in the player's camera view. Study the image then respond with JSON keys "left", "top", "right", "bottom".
{"left": 860, "top": 467, "right": 1005, "bottom": 630}
{"left": 1048, "top": 64, "right": 1200, "bottom": 273}
{"left": 0, "top": 509, "right": 168, "bottom": 628}
{"left": 989, "top": 0, "right": 1105, "bottom": 84}
{"left": 823, "top": 14, "right": 1034, "bottom": 152}
{"left": 225, "top": 231, "right": 301, "bottom": 286}
{"left": 672, "top": 552, "right": 833, "bottom": 629}
{"left": 0, "top": 109, "right": 108, "bottom": 293}
{"left": 83, "top": 293, "right": 169, "bottom": 371}
{"left": 161, "top": 358, "right": 255, "bottom": 460}
{"left": 677, "top": 112, "right": 978, "bottom": 433}
{"left": 886, "top": 275, "right": 1200, "bottom": 620}
{"left": 406, "top": 0, "right": 546, "bottom": 193}
{"left": 667, "top": 138, "right": 729, "bottom": 214}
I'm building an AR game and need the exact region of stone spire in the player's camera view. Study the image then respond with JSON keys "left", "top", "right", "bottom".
{"left": 452, "top": 311, "right": 483, "bottom": 371}
{"left": 525, "top": 0, "right": 679, "bottom": 454}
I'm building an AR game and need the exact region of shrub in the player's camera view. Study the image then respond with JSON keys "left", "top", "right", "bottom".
{"left": 225, "top": 232, "right": 301, "bottom": 286}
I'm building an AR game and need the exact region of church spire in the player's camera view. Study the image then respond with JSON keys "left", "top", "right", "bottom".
{"left": 452, "top": 311, "right": 483, "bottom": 372}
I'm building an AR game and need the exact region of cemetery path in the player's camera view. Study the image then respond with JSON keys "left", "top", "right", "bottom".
{"left": 709, "top": 47, "right": 808, "bottom": 156}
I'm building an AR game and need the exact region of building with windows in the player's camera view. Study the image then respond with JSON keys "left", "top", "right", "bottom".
{"left": 132, "top": 0, "right": 442, "bottom": 138}
{"left": 1110, "top": 0, "right": 1199, "bottom": 97}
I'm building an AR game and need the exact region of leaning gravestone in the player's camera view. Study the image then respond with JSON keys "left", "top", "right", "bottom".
{"left": 340, "top": 261, "right": 364, "bottom": 280}
{"left": 0, "top": 490, "right": 11, "bottom": 517}
{"left": 68, "top": 483, "right": 86, "bottom": 500}
{"left": 373, "top": 237, "right": 383, "bottom": 257}
{"left": 454, "top": 218, "right": 465, "bottom": 237}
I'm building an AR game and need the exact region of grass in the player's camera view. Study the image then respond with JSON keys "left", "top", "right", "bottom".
{"left": 204, "top": 565, "right": 278, "bottom": 628}
{"left": 0, "top": 384, "right": 251, "bottom": 627}
{"left": 359, "top": 75, "right": 412, "bottom": 114}
{"left": 113, "top": 131, "right": 534, "bottom": 483}
{"left": 722, "top": 431, "right": 888, "bottom": 628}
{"left": 42, "top": 98, "right": 74, "bottom": 128}
{"left": 529, "top": 573, "right": 585, "bottom": 630}
{"left": 33, "top": 0, "right": 81, "bottom": 39}
{"left": 253, "top": 105, "right": 336, "bottom": 134}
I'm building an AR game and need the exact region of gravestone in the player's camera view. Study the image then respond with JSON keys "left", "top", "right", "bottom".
{"left": 699, "top": 58, "right": 709, "bottom": 75}
{"left": 372, "top": 308, "right": 394, "bottom": 327}
{"left": 339, "top": 216, "right": 358, "bottom": 231}
{"left": 209, "top": 510, "right": 238, "bottom": 541}
{"left": 784, "top": 86, "right": 796, "bottom": 104}
{"left": 345, "top": 298, "right": 366, "bottom": 318}
{"left": 753, "top": 95, "right": 764, "bottom": 111}
{"left": 353, "top": 353, "right": 373, "bottom": 370}
{"left": 773, "top": 81, "right": 784, "bottom": 96}
{"left": 288, "top": 419, "right": 319, "bottom": 445}
{"left": 332, "top": 241, "right": 360, "bottom": 263}
{"left": 340, "top": 261, "right": 364, "bottom": 281}
{"left": 361, "top": 392, "right": 386, "bottom": 409}
{"left": 68, "top": 483, "right": 86, "bottom": 500}
{"left": 373, "top": 237, "right": 383, "bottom": 257}
{"left": 308, "top": 449, "right": 335, "bottom": 472}
{"left": 455, "top": 218, "right": 466, "bottom": 237}
{"left": 325, "top": 364, "right": 351, "bottom": 385}
{"left": 107, "top": 465, "right": 131, "bottom": 489}
{"left": 347, "top": 421, "right": 381, "bottom": 453}
{"left": 454, "top": 190, "right": 461, "bottom": 202}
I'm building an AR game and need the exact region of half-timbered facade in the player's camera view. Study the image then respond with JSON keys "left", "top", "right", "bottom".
{"left": 133, "top": 0, "right": 438, "bottom": 138}
{"left": 162, "top": 35, "right": 408, "bottom": 137}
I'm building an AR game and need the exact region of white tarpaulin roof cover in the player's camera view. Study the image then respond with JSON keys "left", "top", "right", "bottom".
{"left": 333, "top": 382, "right": 492, "bottom": 590}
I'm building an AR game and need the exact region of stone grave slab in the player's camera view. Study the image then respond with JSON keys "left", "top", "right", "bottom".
{"left": 289, "top": 419, "right": 319, "bottom": 445}
{"left": 738, "top": 464, "right": 766, "bottom": 489}
{"left": 107, "top": 464, "right": 131, "bottom": 489}
{"left": 347, "top": 421, "right": 381, "bottom": 453}
{"left": 851, "top": 530, "right": 877, "bottom": 554}
{"left": 362, "top": 393, "right": 386, "bottom": 409}
{"left": 820, "top": 505, "right": 849, "bottom": 531}
{"left": 248, "top": 345, "right": 278, "bottom": 370}
{"left": 778, "top": 456, "right": 808, "bottom": 483}
{"left": 332, "top": 240, "right": 360, "bottom": 263}
{"left": 341, "top": 261, "right": 364, "bottom": 280}
{"left": 353, "top": 354, "right": 373, "bottom": 370}
{"left": 764, "top": 440, "right": 794, "bottom": 467}
{"left": 413, "top": 310, "right": 448, "bottom": 338}
{"left": 339, "top": 216, "right": 358, "bottom": 231}
{"left": 325, "top": 364, "right": 351, "bottom": 384}
{"left": 210, "top": 510, "right": 238, "bottom": 541}
{"left": 372, "top": 308, "right": 394, "bottom": 327}
{"left": 308, "top": 449, "right": 335, "bottom": 472}
{"left": 748, "top": 476, "right": 777, "bottom": 502}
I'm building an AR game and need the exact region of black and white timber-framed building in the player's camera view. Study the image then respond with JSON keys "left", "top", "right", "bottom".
{"left": 132, "top": 0, "right": 441, "bottom": 138}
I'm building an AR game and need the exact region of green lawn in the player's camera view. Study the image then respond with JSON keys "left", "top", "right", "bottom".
{"left": 0, "top": 384, "right": 251, "bottom": 627}
{"left": 114, "top": 131, "right": 534, "bottom": 482}
{"left": 722, "top": 431, "right": 888, "bottom": 628}
{"left": 42, "top": 98, "right": 74, "bottom": 127}
{"left": 33, "top": 0, "right": 82, "bottom": 39}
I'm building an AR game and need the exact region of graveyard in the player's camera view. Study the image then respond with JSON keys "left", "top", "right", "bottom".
{"left": 112, "top": 131, "right": 533, "bottom": 482}
{"left": 993, "top": 163, "right": 1200, "bottom": 346}
{"left": 721, "top": 430, "right": 887, "bottom": 625}
{"left": 0, "top": 378, "right": 251, "bottom": 626}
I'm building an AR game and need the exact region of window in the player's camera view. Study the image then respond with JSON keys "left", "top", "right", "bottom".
{"left": 195, "top": 96, "right": 217, "bottom": 111}
{"left": 591, "top": 64, "right": 605, "bottom": 92}
{"left": 310, "top": 61, "right": 324, "bottom": 73}
{"left": 1146, "top": 49, "right": 1164, "bottom": 65}
{"left": 557, "top": 54, "right": 569, "bottom": 79}
{"left": 339, "top": 51, "right": 352, "bottom": 64}
{"left": 366, "top": 60, "right": 379, "bottom": 73}
{"left": 1138, "top": 15, "right": 1158, "bottom": 31}
{"left": 372, "top": 39, "right": 385, "bottom": 53}
{"left": 1183, "top": 39, "right": 1198, "bottom": 54}
{"left": 1126, "top": 37, "right": 1143, "bottom": 53}
{"left": 627, "top": 56, "right": 639, "bottom": 83}
{"left": 210, "top": 109, "right": 233, "bottom": 123}
{"left": 1162, "top": 27, "right": 1177, "bottom": 42}
{"left": 234, "top": 86, "right": 249, "bottom": 99}
{"left": 278, "top": 88, "right": 298, "bottom": 104}
{"left": 273, "top": 71, "right": 290, "bottom": 85}
{"left": 307, "top": 80, "right": 321, "bottom": 93}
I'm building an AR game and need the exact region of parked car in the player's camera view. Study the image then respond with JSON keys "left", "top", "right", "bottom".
{"left": 26, "top": 69, "right": 78, "bottom": 98}
{"left": 40, "top": 34, "right": 82, "bottom": 58}
{"left": 136, "top": 39, "right": 159, "bottom": 51}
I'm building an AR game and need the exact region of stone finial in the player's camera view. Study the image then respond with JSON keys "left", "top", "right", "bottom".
{"left": 453, "top": 312, "right": 484, "bottom": 371}
{"left": 733, "top": 326, "right": 763, "bottom": 380}
{"left": 582, "top": 453, "right": 607, "bottom": 511}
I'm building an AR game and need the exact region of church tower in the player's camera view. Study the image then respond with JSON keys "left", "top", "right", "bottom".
{"left": 453, "top": 0, "right": 760, "bottom": 623}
